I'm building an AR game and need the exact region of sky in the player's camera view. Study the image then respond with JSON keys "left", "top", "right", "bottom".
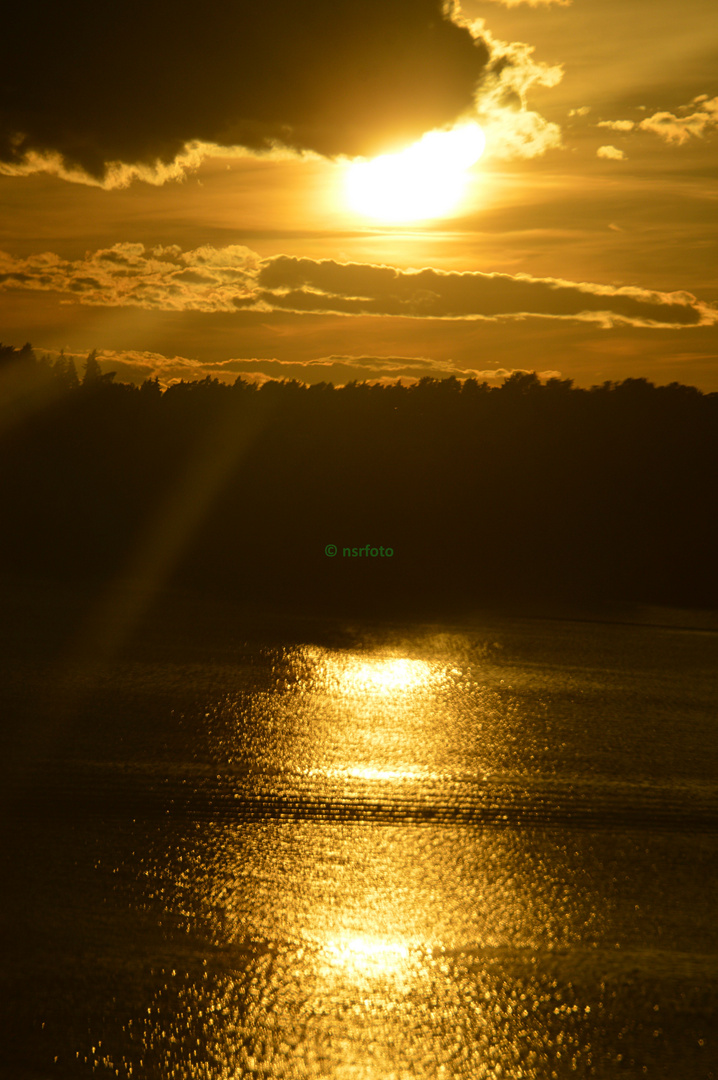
{"left": 1, "top": 0, "right": 717, "bottom": 389}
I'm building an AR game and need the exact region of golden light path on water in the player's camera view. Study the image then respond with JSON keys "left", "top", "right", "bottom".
{"left": 11, "top": 619, "right": 718, "bottom": 1077}
{"left": 92, "top": 636, "right": 623, "bottom": 1079}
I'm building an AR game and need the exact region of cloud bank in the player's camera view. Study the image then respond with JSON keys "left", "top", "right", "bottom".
{"left": 3, "top": 244, "right": 714, "bottom": 329}
{"left": 2, "top": 0, "right": 492, "bottom": 185}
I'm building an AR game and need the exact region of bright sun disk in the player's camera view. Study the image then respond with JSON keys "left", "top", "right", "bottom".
{"left": 346, "top": 123, "right": 485, "bottom": 222}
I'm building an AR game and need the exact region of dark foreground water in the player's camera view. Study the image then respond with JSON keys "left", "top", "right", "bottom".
{"left": 2, "top": 604, "right": 718, "bottom": 1079}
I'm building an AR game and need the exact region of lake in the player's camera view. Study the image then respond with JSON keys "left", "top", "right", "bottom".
{"left": 2, "top": 602, "right": 718, "bottom": 1078}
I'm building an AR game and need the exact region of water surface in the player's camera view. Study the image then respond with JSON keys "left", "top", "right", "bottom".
{"left": 3, "top": 612, "right": 717, "bottom": 1078}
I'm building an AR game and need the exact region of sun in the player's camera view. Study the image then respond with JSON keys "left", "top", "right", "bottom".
{"left": 346, "top": 123, "right": 485, "bottom": 223}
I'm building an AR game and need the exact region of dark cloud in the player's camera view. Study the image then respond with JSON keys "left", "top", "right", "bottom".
{"left": 257, "top": 256, "right": 717, "bottom": 328}
{"left": 3, "top": 243, "right": 715, "bottom": 329}
{"left": 1, "top": 0, "right": 489, "bottom": 183}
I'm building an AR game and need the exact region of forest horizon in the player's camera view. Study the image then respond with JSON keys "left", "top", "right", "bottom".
{"left": 2, "top": 340, "right": 716, "bottom": 618}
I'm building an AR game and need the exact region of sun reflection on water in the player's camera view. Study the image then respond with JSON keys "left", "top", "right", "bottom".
{"left": 322, "top": 936, "right": 413, "bottom": 980}
{"left": 330, "top": 655, "right": 433, "bottom": 697}
{"left": 97, "top": 627, "right": 621, "bottom": 1079}
{"left": 28, "top": 621, "right": 711, "bottom": 1078}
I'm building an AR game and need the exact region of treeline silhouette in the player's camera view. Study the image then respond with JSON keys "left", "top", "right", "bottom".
{"left": 1, "top": 342, "right": 717, "bottom": 614}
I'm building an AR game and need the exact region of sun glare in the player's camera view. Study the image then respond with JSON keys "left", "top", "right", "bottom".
{"left": 324, "top": 936, "right": 412, "bottom": 978}
{"left": 332, "top": 656, "right": 432, "bottom": 697}
{"left": 346, "top": 123, "right": 485, "bottom": 223}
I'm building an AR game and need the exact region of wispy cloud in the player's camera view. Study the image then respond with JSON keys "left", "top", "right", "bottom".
{"left": 0, "top": 244, "right": 259, "bottom": 312}
{"left": 639, "top": 96, "right": 718, "bottom": 144}
{"left": 597, "top": 96, "right": 718, "bottom": 146}
{"left": 3, "top": 244, "right": 715, "bottom": 329}
{"left": 597, "top": 145, "right": 626, "bottom": 161}
{"left": 597, "top": 120, "right": 635, "bottom": 133}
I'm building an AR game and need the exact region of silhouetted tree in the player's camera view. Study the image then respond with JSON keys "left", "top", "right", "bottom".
{"left": 52, "top": 352, "right": 80, "bottom": 390}
{"left": 140, "top": 376, "right": 162, "bottom": 397}
{"left": 0, "top": 342, "right": 37, "bottom": 370}
{"left": 499, "top": 371, "right": 542, "bottom": 394}
{"left": 82, "top": 349, "right": 115, "bottom": 386}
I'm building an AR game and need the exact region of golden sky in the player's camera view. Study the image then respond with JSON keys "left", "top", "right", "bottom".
{"left": 1, "top": 0, "right": 717, "bottom": 388}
